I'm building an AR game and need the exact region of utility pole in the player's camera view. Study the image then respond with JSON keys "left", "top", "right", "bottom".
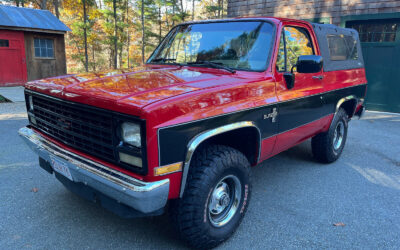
{"left": 83, "top": 0, "right": 89, "bottom": 72}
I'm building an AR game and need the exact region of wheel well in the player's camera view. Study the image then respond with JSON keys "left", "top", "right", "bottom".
{"left": 339, "top": 99, "right": 357, "bottom": 118}
{"left": 194, "top": 127, "right": 260, "bottom": 166}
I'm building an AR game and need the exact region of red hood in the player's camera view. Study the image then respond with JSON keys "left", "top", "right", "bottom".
{"left": 25, "top": 65, "right": 254, "bottom": 116}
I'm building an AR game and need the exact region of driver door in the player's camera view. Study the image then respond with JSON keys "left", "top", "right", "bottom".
{"left": 273, "top": 24, "right": 325, "bottom": 154}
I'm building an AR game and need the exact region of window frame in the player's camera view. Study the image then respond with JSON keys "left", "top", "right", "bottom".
{"left": 33, "top": 37, "right": 55, "bottom": 59}
{"left": 0, "top": 39, "right": 9, "bottom": 48}
{"left": 276, "top": 25, "right": 316, "bottom": 72}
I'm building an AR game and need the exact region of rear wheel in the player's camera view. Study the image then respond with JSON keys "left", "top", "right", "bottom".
{"left": 312, "top": 108, "right": 349, "bottom": 163}
{"left": 170, "top": 145, "right": 251, "bottom": 249}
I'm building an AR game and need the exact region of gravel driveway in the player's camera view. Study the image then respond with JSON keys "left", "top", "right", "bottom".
{"left": 1, "top": 102, "right": 399, "bottom": 249}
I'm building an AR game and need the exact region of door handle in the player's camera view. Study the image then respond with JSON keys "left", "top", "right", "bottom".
{"left": 312, "top": 75, "right": 324, "bottom": 80}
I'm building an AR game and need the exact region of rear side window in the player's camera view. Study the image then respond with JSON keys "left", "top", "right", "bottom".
{"left": 0, "top": 39, "right": 9, "bottom": 47}
{"left": 327, "top": 34, "right": 358, "bottom": 61}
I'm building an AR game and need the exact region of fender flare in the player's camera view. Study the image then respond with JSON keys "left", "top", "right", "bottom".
{"left": 335, "top": 95, "right": 358, "bottom": 115}
{"left": 179, "top": 121, "right": 261, "bottom": 197}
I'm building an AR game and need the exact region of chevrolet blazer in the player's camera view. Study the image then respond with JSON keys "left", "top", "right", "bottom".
{"left": 20, "top": 17, "right": 367, "bottom": 248}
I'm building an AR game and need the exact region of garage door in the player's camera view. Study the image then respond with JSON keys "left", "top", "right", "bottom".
{"left": 0, "top": 31, "right": 27, "bottom": 86}
{"left": 346, "top": 19, "right": 400, "bottom": 113}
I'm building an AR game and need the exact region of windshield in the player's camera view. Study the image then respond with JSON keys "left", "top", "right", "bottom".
{"left": 148, "top": 21, "right": 275, "bottom": 72}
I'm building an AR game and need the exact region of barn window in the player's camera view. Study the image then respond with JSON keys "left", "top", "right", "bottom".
{"left": 34, "top": 38, "right": 54, "bottom": 58}
{"left": 0, "top": 39, "right": 9, "bottom": 47}
{"left": 327, "top": 34, "right": 358, "bottom": 61}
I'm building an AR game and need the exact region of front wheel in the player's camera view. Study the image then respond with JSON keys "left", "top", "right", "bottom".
{"left": 312, "top": 108, "right": 349, "bottom": 163}
{"left": 170, "top": 145, "right": 251, "bottom": 249}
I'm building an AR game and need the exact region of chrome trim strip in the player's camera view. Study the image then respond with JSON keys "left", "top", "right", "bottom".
{"left": 19, "top": 127, "right": 169, "bottom": 213}
{"left": 179, "top": 121, "right": 261, "bottom": 197}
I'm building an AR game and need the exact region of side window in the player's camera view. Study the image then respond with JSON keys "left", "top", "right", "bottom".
{"left": 284, "top": 27, "right": 314, "bottom": 71}
{"left": 276, "top": 26, "right": 314, "bottom": 72}
{"left": 276, "top": 34, "right": 286, "bottom": 71}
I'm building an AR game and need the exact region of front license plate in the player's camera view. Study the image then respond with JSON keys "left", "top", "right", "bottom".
{"left": 50, "top": 156, "right": 73, "bottom": 181}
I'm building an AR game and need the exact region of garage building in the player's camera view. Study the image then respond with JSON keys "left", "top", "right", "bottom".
{"left": 0, "top": 5, "right": 70, "bottom": 87}
{"left": 227, "top": 0, "right": 400, "bottom": 113}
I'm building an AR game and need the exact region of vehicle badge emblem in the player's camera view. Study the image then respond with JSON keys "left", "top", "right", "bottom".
{"left": 264, "top": 108, "right": 278, "bottom": 122}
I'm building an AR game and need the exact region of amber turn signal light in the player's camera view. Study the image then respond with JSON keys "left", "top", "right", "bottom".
{"left": 154, "top": 162, "right": 183, "bottom": 176}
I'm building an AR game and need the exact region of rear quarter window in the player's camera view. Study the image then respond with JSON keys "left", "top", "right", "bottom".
{"left": 327, "top": 34, "right": 358, "bottom": 61}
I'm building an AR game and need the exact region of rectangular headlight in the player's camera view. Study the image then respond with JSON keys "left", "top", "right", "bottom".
{"left": 120, "top": 122, "right": 141, "bottom": 147}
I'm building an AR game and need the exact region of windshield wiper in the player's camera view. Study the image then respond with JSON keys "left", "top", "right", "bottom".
{"left": 150, "top": 58, "right": 182, "bottom": 66}
{"left": 187, "top": 61, "right": 236, "bottom": 73}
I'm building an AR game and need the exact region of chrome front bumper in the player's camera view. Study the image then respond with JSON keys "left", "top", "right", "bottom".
{"left": 18, "top": 127, "right": 169, "bottom": 214}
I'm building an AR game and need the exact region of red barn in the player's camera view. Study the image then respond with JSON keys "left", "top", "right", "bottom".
{"left": 0, "top": 5, "right": 70, "bottom": 86}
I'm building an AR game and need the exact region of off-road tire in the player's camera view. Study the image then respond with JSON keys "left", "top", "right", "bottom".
{"left": 312, "top": 108, "right": 349, "bottom": 163}
{"left": 170, "top": 145, "right": 251, "bottom": 249}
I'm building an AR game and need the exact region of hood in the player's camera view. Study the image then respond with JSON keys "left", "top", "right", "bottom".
{"left": 25, "top": 65, "right": 250, "bottom": 116}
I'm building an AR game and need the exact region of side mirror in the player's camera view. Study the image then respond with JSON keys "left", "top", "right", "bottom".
{"left": 296, "top": 55, "right": 323, "bottom": 73}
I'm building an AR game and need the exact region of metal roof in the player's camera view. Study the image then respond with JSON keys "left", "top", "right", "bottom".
{"left": 0, "top": 5, "right": 70, "bottom": 33}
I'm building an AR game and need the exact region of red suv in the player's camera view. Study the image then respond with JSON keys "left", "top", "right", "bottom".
{"left": 20, "top": 17, "right": 366, "bottom": 248}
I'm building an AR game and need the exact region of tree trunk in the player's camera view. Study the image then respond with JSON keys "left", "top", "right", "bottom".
{"left": 41, "top": 0, "right": 47, "bottom": 10}
{"left": 54, "top": 0, "right": 60, "bottom": 19}
{"left": 92, "top": 44, "right": 96, "bottom": 72}
{"left": 221, "top": 0, "right": 224, "bottom": 18}
{"left": 192, "top": 0, "right": 194, "bottom": 21}
{"left": 180, "top": 0, "right": 184, "bottom": 21}
{"left": 83, "top": 0, "right": 89, "bottom": 72}
{"left": 141, "top": 0, "right": 145, "bottom": 64}
{"left": 218, "top": 0, "right": 221, "bottom": 18}
{"left": 113, "top": 0, "right": 118, "bottom": 69}
{"left": 172, "top": 1, "right": 175, "bottom": 26}
{"left": 158, "top": 4, "right": 162, "bottom": 43}
{"left": 126, "top": 1, "right": 130, "bottom": 68}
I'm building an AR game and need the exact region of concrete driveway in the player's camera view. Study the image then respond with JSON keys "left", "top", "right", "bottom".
{"left": 1, "top": 102, "right": 399, "bottom": 249}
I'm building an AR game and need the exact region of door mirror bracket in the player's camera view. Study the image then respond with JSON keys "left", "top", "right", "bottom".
{"left": 284, "top": 72, "right": 295, "bottom": 90}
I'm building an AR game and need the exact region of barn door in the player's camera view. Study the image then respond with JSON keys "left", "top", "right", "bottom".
{"left": 0, "top": 31, "right": 27, "bottom": 86}
{"left": 347, "top": 19, "right": 400, "bottom": 113}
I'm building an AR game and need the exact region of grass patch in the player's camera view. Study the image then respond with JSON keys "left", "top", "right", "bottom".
{"left": 0, "top": 94, "right": 11, "bottom": 103}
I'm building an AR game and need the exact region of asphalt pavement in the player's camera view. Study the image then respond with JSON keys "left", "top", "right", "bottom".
{"left": 1, "top": 102, "right": 399, "bottom": 249}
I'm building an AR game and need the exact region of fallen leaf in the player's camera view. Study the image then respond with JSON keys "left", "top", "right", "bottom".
{"left": 333, "top": 222, "right": 345, "bottom": 227}
{"left": 31, "top": 188, "right": 38, "bottom": 193}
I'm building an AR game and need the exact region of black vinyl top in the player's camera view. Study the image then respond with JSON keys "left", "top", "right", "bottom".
{"left": 312, "top": 23, "right": 364, "bottom": 72}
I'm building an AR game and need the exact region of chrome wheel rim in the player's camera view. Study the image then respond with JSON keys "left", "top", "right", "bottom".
{"left": 333, "top": 120, "right": 345, "bottom": 151}
{"left": 208, "top": 175, "right": 242, "bottom": 227}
